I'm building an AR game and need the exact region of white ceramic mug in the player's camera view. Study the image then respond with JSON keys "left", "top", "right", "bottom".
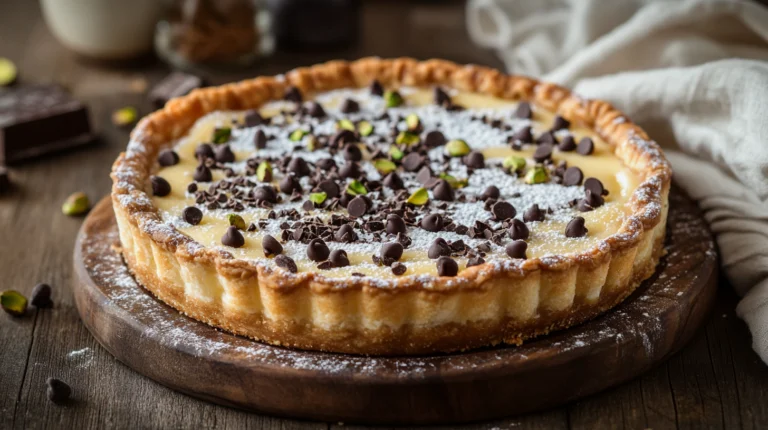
{"left": 40, "top": 0, "right": 164, "bottom": 60}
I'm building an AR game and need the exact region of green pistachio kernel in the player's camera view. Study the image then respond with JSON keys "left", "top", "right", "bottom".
{"left": 309, "top": 192, "right": 327, "bottom": 205}
{"left": 62, "top": 192, "right": 90, "bottom": 216}
{"left": 405, "top": 113, "right": 421, "bottom": 131}
{"left": 1, "top": 290, "right": 27, "bottom": 316}
{"left": 438, "top": 173, "right": 469, "bottom": 189}
{"left": 256, "top": 161, "right": 272, "bottom": 182}
{"left": 525, "top": 165, "right": 549, "bottom": 184}
{"left": 112, "top": 106, "right": 138, "bottom": 127}
{"left": 503, "top": 156, "right": 526, "bottom": 172}
{"left": 0, "top": 57, "right": 18, "bottom": 86}
{"left": 384, "top": 90, "right": 403, "bottom": 108}
{"left": 373, "top": 159, "right": 397, "bottom": 175}
{"left": 289, "top": 129, "right": 308, "bottom": 142}
{"left": 306, "top": 135, "right": 318, "bottom": 152}
{"left": 357, "top": 121, "right": 374, "bottom": 136}
{"left": 406, "top": 188, "right": 429, "bottom": 206}
{"left": 346, "top": 180, "right": 368, "bottom": 196}
{"left": 446, "top": 139, "right": 471, "bottom": 157}
{"left": 389, "top": 146, "right": 404, "bottom": 161}
{"left": 337, "top": 119, "right": 355, "bottom": 131}
{"left": 395, "top": 131, "right": 420, "bottom": 146}
{"left": 228, "top": 214, "right": 246, "bottom": 230}
{"left": 212, "top": 127, "right": 231, "bottom": 144}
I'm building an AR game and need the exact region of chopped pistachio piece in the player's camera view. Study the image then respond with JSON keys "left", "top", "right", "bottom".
{"left": 389, "top": 146, "right": 404, "bottom": 161}
{"left": 212, "top": 127, "right": 231, "bottom": 144}
{"left": 407, "top": 188, "right": 429, "bottom": 205}
{"left": 289, "top": 129, "right": 308, "bottom": 142}
{"left": 346, "top": 180, "right": 368, "bottom": 196}
{"left": 373, "top": 159, "right": 397, "bottom": 175}
{"left": 256, "top": 161, "right": 272, "bottom": 182}
{"left": 309, "top": 192, "right": 327, "bottom": 205}
{"left": 0, "top": 57, "right": 18, "bottom": 86}
{"left": 62, "top": 192, "right": 89, "bottom": 216}
{"left": 112, "top": 106, "right": 138, "bottom": 127}
{"left": 439, "top": 173, "right": 469, "bottom": 189}
{"left": 384, "top": 90, "right": 403, "bottom": 108}
{"left": 395, "top": 131, "right": 419, "bottom": 146}
{"left": 357, "top": 121, "right": 374, "bottom": 136}
{"left": 306, "top": 135, "right": 318, "bottom": 151}
{"left": 446, "top": 139, "right": 471, "bottom": 157}
{"left": 337, "top": 119, "right": 355, "bottom": 131}
{"left": 405, "top": 114, "right": 421, "bottom": 131}
{"left": 525, "top": 165, "right": 549, "bottom": 184}
{"left": 228, "top": 214, "right": 246, "bottom": 230}
{"left": 1, "top": 290, "right": 27, "bottom": 316}
{"left": 503, "top": 155, "right": 526, "bottom": 172}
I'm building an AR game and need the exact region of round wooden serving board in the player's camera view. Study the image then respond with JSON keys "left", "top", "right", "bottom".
{"left": 73, "top": 188, "right": 717, "bottom": 425}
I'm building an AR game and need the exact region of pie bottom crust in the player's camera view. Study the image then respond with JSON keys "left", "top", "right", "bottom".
{"left": 115, "top": 200, "right": 667, "bottom": 355}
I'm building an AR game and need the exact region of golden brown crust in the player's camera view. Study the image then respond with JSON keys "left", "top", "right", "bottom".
{"left": 111, "top": 57, "right": 671, "bottom": 355}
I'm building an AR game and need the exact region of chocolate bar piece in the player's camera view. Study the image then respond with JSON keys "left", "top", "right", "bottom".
{"left": 0, "top": 85, "right": 93, "bottom": 164}
{"left": 149, "top": 72, "right": 203, "bottom": 108}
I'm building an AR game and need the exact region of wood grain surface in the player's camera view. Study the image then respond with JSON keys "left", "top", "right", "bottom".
{"left": 2, "top": 1, "right": 768, "bottom": 429}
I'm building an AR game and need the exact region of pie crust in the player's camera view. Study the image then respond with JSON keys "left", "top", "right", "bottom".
{"left": 111, "top": 58, "right": 671, "bottom": 355}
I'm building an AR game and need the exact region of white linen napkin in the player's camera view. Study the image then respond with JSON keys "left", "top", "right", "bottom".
{"left": 467, "top": 0, "right": 768, "bottom": 364}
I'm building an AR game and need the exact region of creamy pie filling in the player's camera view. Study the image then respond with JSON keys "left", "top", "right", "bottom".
{"left": 151, "top": 87, "right": 640, "bottom": 278}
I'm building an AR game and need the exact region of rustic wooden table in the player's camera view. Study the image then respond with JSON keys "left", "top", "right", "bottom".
{"left": 2, "top": 1, "right": 767, "bottom": 429}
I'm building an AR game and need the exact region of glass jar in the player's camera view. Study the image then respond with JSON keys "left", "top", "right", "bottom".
{"left": 155, "top": 0, "right": 274, "bottom": 70}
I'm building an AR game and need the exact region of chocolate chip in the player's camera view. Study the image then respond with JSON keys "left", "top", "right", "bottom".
{"left": 523, "top": 204, "right": 545, "bottom": 222}
{"left": 402, "top": 152, "right": 425, "bottom": 172}
{"left": 254, "top": 129, "right": 268, "bottom": 149}
{"left": 537, "top": 131, "right": 558, "bottom": 145}
{"left": 421, "top": 213, "right": 443, "bottom": 232}
{"left": 279, "top": 175, "right": 301, "bottom": 194}
{"left": 151, "top": 176, "right": 171, "bottom": 196}
{"left": 563, "top": 166, "right": 584, "bottom": 186}
{"left": 584, "top": 177, "right": 605, "bottom": 196}
{"left": 214, "top": 144, "right": 235, "bottom": 163}
{"left": 329, "top": 249, "right": 350, "bottom": 268}
{"left": 316, "top": 180, "right": 340, "bottom": 199}
{"left": 306, "top": 101, "right": 326, "bottom": 118}
{"left": 195, "top": 143, "right": 214, "bottom": 160}
{"left": 46, "top": 378, "right": 71, "bottom": 404}
{"left": 245, "top": 110, "right": 265, "bottom": 127}
{"left": 347, "top": 196, "right": 368, "bottom": 218}
{"left": 340, "top": 98, "right": 360, "bottom": 113}
{"left": 335, "top": 224, "right": 357, "bottom": 242}
{"left": 552, "top": 115, "right": 570, "bottom": 130}
{"left": 577, "top": 137, "right": 594, "bottom": 155}
{"left": 287, "top": 157, "right": 311, "bottom": 176}
{"left": 275, "top": 254, "right": 298, "bottom": 273}
{"left": 433, "top": 179, "right": 455, "bottom": 202}
{"left": 306, "top": 238, "right": 330, "bottom": 262}
{"left": 383, "top": 172, "right": 404, "bottom": 190}
{"left": 480, "top": 185, "right": 500, "bottom": 201}
{"left": 31, "top": 283, "right": 52, "bottom": 308}
{"left": 316, "top": 158, "right": 337, "bottom": 171}
{"left": 381, "top": 242, "right": 404, "bottom": 261}
{"left": 424, "top": 130, "right": 447, "bottom": 148}
{"left": 284, "top": 86, "right": 303, "bottom": 102}
{"left": 182, "top": 206, "right": 203, "bottom": 225}
{"left": 386, "top": 214, "right": 406, "bottom": 234}
{"left": 558, "top": 135, "right": 576, "bottom": 152}
{"left": 193, "top": 165, "right": 212, "bottom": 182}
{"left": 428, "top": 238, "right": 452, "bottom": 259}
{"left": 158, "top": 149, "right": 179, "bottom": 167}
{"left": 506, "top": 240, "right": 528, "bottom": 259}
{"left": 491, "top": 201, "right": 516, "bottom": 220}
{"left": 339, "top": 162, "right": 361, "bottom": 179}
{"left": 332, "top": 129, "right": 356, "bottom": 147}
{"left": 463, "top": 151, "right": 485, "bottom": 168}
{"left": 370, "top": 80, "right": 383, "bottom": 96}
{"left": 466, "top": 257, "right": 485, "bottom": 267}
{"left": 512, "top": 126, "right": 533, "bottom": 143}
{"left": 434, "top": 87, "right": 451, "bottom": 106}
{"left": 253, "top": 185, "right": 277, "bottom": 203}
{"left": 514, "top": 102, "right": 532, "bottom": 119}
{"left": 583, "top": 189, "right": 605, "bottom": 209}
{"left": 343, "top": 144, "right": 363, "bottom": 162}
{"left": 436, "top": 256, "right": 458, "bottom": 277}
{"left": 533, "top": 143, "right": 553, "bottom": 162}
{"left": 565, "top": 217, "right": 588, "bottom": 238}
{"left": 391, "top": 262, "right": 407, "bottom": 276}
{"left": 508, "top": 219, "right": 529, "bottom": 240}
{"left": 262, "top": 234, "right": 283, "bottom": 256}
{"left": 221, "top": 226, "right": 245, "bottom": 248}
